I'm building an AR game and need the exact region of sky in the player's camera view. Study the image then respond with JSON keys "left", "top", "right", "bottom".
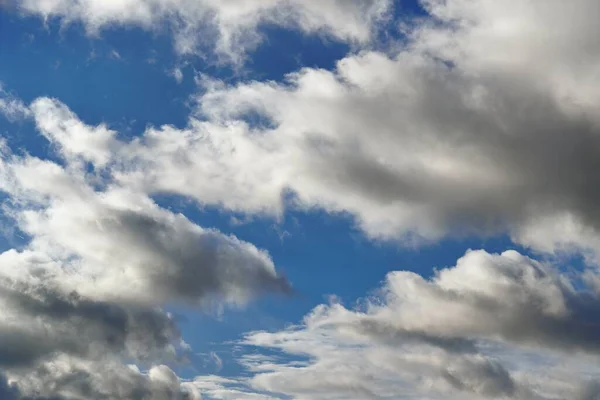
{"left": 0, "top": 0, "right": 600, "bottom": 399}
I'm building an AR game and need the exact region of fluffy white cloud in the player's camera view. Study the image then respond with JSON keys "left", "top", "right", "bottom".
{"left": 104, "top": 47, "right": 600, "bottom": 256}
{"left": 12, "top": 0, "right": 391, "bottom": 62}
{"left": 236, "top": 250, "right": 600, "bottom": 399}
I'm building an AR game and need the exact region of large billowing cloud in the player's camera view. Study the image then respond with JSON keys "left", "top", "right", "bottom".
{"left": 234, "top": 250, "right": 600, "bottom": 399}
{"left": 9, "top": 0, "right": 391, "bottom": 62}
{"left": 37, "top": 0, "right": 588, "bottom": 259}
{"left": 19, "top": 0, "right": 600, "bottom": 254}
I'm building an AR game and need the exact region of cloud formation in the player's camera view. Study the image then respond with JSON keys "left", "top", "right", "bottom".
{"left": 14, "top": 0, "right": 600, "bottom": 256}
{"left": 0, "top": 95, "right": 289, "bottom": 397}
{"left": 237, "top": 250, "right": 600, "bottom": 399}
{"left": 15, "top": 0, "right": 587, "bottom": 262}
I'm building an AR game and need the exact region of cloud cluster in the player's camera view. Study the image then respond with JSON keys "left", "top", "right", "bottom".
{"left": 25, "top": 0, "right": 590, "bottom": 260}
{"left": 0, "top": 96, "right": 289, "bottom": 397}
{"left": 11, "top": 0, "right": 391, "bottom": 62}
{"left": 14, "top": 0, "right": 600, "bottom": 255}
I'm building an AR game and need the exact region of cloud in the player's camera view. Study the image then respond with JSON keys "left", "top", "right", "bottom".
{"left": 335, "top": 249, "right": 600, "bottom": 353}
{"left": 9, "top": 357, "right": 201, "bottom": 400}
{"left": 235, "top": 250, "right": 600, "bottom": 399}
{"left": 0, "top": 85, "right": 30, "bottom": 122}
{"left": 0, "top": 95, "right": 289, "bottom": 396}
{"left": 0, "top": 116, "right": 290, "bottom": 308}
{"left": 12, "top": 0, "right": 391, "bottom": 63}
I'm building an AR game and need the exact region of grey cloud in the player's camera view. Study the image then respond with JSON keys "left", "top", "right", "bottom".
{"left": 107, "top": 209, "right": 291, "bottom": 305}
{"left": 0, "top": 148, "right": 290, "bottom": 308}
{"left": 348, "top": 319, "right": 479, "bottom": 354}
{"left": 440, "top": 357, "right": 516, "bottom": 398}
{"left": 0, "top": 278, "right": 180, "bottom": 368}
{"left": 12, "top": 361, "right": 200, "bottom": 400}
{"left": 577, "top": 381, "right": 600, "bottom": 400}
{"left": 358, "top": 250, "right": 600, "bottom": 353}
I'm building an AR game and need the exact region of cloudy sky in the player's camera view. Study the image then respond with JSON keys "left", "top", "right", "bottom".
{"left": 1, "top": 0, "right": 600, "bottom": 398}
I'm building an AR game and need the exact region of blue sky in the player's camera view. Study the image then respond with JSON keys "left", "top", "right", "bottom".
{"left": 1, "top": 1, "right": 600, "bottom": 399}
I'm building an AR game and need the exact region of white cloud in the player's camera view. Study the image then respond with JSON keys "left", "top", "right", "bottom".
{"left": 30, "top": 97, "right": 119, "bottom": 167}
{"left": 235, "top": 250, "right": 600, "bottom": 399}
{"left": 171, "top": 67, "right": 184, "bottom": 84}
{"left": 0, "top": 85, "right": 30, "bottom": 122}
{"left": 14, "top": 0, "right": 391, "bottom": 63}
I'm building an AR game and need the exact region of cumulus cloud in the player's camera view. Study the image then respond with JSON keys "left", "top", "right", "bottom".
{"left": 11, "top": 0, "right": 391, "bottom": 62}
{"left": 14, "top": 1, "right": 600, "bottom": 256}
{"left": 0, "top": 95, "right": 289, "bottom": 396}
{"left": 236, "top": 250, "right": 600, "bottom": 399}
{"left": 58, "top": 0, "right": 592, "bottom": 260}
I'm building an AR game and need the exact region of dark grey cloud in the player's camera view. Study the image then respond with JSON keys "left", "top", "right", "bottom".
{"left": 0, "top": 278, "right": 179, "bottom": 368}
{"left": 106, "top": 209, "right": 292, "bottom": 304}
{"left": 12, "top": 362, "right": 200, "bottom": 400}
